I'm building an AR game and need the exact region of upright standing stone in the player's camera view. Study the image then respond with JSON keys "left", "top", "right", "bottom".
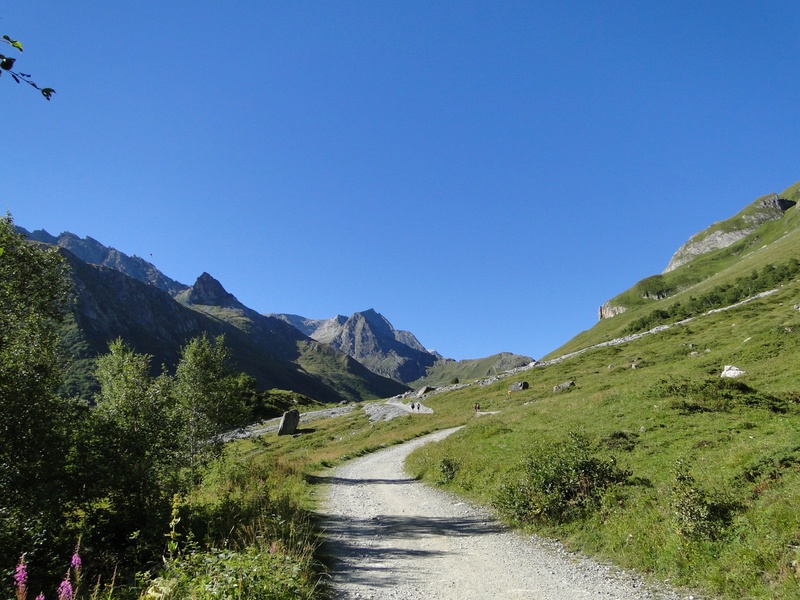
{"left": 278, "top": 409, "right": 300, "bottom": 436}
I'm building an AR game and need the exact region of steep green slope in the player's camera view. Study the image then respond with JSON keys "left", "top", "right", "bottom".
{"left": 554, "top": 180, "right": 800, "bottom": 359}
{"left": 408, "top": 281, "right": 800, "bottom": 598}
{"left": 402, "top": 180, "right": 800, "bottom": 599}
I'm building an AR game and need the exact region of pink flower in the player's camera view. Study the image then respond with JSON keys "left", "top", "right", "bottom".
{"left": 14, "top": 559, "right": 27, "bottom": 585}
{"left": 35, "top": 595, "right": 45, "bottom": 600}
{"left": 70, "top": 550, "right": 81, "bottom": 574}
{"left": 56, "top": 577, "right": 72, "bottom": 600}
{"left": 14, "top": 557, "right": 27, "bottom": 599}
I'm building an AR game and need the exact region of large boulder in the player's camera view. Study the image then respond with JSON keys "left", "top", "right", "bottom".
{"left": 720, "top": 365, "right": 745, "bottom": 378}
{"left": 508, "top": 381, "right": 529, "bottom": 392}
{"left": 417, "top": 386, "right": 435, "bottom": 398}
{"left": 277, "top": 409, "right": 300, "bottom": 436}
{"left": 552, "top": 381, "right": 575, "bottom": 394}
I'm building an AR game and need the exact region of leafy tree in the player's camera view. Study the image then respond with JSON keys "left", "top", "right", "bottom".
{"left": 174, "top": 334, "right": 249, "bottom": 478}
{"left": 0, "top": 215, "right": 70, "bottom": 574}
{"left": 88, "top": 340, "right": 183, "bottom": 564}
{"left": 1, "top": 34, "right": 55, "bottom": 99}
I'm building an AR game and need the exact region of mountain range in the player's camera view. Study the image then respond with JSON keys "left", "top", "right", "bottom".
{"left": 18, "top": 227, "right": 531, "bottom": 403}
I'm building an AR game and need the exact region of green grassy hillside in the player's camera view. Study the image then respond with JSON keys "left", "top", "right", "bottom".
{"left": 400, "top": 181, "right": 800, "bottom": 599}
{"left": 554, "top": 180, "right": 800, "bottom": 359}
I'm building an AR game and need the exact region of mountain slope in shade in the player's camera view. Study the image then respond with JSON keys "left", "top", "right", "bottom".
{"left": 16, "top": 226, "right": 409, "bottom": 404}
{"left": 19, "top": 227, "right": 188, "bottom": 295}
{"left": 60, "top": 252, "right": 405, "bottom": 403}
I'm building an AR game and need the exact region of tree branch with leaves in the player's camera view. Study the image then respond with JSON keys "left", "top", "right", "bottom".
{"left": 1, "top": 34, "right": 54, "bottom": 100}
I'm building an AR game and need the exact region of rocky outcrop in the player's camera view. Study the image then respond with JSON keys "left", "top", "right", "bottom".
{"left": 599, "top": 302, "right": 627, "bottom": 320}
{"left": 553, "top": 381, "right": 575, "bottom": 393}
{"left": 664, "top": 193, "right": 795, "bottom": 273}
{"left": 721, "top": 365, "right": 745, "bottom": 378}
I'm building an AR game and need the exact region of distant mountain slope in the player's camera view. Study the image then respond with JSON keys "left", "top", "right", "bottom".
{"left": 411, "top": 352, "right": 535, "bottom": 387}
{"left": 272, "top": 309, "right": 439, "bottom": 383}
{"left": 19, "top": 227, "right": 188, "bottom": 295}
{"left": 18, "top": 227, "right": 408, "bottom": 404}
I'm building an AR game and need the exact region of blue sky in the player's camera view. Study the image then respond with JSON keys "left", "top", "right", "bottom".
{"left": 4, "top": 2, "right": 799, "bottom": 360}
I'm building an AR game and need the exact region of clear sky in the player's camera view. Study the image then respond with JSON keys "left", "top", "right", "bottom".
{"left": 4, "top": 2, "right": 799, "bottom": 361}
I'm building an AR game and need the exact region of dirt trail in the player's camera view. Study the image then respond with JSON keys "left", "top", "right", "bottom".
{"left": 319, "top": 428, "right": 695, "bottom": 600}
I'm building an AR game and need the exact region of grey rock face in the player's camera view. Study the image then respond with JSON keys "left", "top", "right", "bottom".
{"left": 664, "top": 193, "right": 795, "bottom": 273}
{"left": 278, "top": 409, "right": 300, "bottom": 436}
{"left": 598, "top": 302, "right": 627, "bottom": 320}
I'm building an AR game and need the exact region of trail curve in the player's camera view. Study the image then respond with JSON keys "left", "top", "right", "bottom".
{"left": 318, "top": 428, "right": 694, "bottom": 599}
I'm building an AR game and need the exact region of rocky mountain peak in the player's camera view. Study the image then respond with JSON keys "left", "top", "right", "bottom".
{"left": 353, "top": 309, "right": 394, "bottom": 335}
{"left": 186, "top": 272, "right": 244, "bottom": 309}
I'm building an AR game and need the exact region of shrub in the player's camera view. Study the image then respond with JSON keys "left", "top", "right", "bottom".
{"left": 670, "top": 461, "right": 739, "bottom": 540}
{"left": 435, "top": 457, "right": 461, "bottom": 485}
{"left": 494, "top": 432, "right": 630, "bottom": 526}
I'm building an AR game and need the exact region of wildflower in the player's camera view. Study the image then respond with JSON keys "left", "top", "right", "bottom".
{"left": 70, "top": 548, "right": 82, "bottom": 574}
{"left": 14, "top": 556, "right": 27, "bottom": 599}
{"left": 35, "top": 595, "right": 45, "bottom": 600}
{"left": 56, "top": 576, "right": 72, "bottom": 600}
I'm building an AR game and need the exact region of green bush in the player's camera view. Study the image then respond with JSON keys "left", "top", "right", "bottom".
{"left": 435, "top": 457, "right": 461, "bottom": 484}
{"left": 494, "top": 433, "right": 630, "bottom": 526}
{"left": 670, "top": 461, "right": 739, "bottom": 541}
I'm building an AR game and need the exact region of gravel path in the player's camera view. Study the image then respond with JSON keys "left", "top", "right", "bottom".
{"left": 319, "top": 428, "right": 697, "bottom": 600}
